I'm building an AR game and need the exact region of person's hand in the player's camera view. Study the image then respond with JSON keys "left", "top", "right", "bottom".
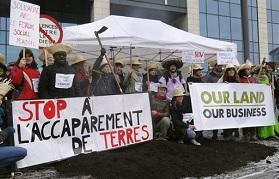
{"left": 18, "top": 58, "right": 26, "bottom": 68}
{"left": 146, "top": 81, "right": 150, "bottom": 86}
{"left": 188, "top": 82, "right": 192, "bottom": 85}
{"left": 152, "top": 110, "right": 160, "bottom": 116}
{"left": 128, "top": 69, "right": 134, "bottom": 75}
{"left": 188, "top": 124, "right": 196, "bottom": 130}
{"left": 101, "top": 48, "right": 106, "bottom": 55}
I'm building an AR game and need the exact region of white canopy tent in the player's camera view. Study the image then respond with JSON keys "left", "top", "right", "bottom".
{"left": 63, "top": 15, "right": 238, "bottom": 64}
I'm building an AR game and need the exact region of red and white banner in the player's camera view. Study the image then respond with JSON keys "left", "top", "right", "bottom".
{"left": 9, "top": 0, "right": 40, "bottom": 49}
{"left": 12, "top": 93, "right": 153, "bottom": 168}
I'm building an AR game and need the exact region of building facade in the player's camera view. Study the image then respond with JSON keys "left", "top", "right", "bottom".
{"left": 0, "top": 0, "right": 276, "bottom": 65}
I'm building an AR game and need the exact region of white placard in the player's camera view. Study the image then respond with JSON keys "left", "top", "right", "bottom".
{"left": 149, "top": 82, "right": 159, "bottom": 92}
{"left": 217, "top": 51, "right": 234, "bottom": 65}
{"left": 182, "top": 50, "right": 205, "bottom": 64}
{"left": 9, "top": 0, "right": 40, "bottom": 49}
{"left": 55, "top": 73, "right": 75, "bottom": 89}
{"left": 189, "top": 83, "right": 275, "bottom": 131}
{"left": 13, "top": 93, "right": 153, "bottom": 168}
{"left": 135, "top": 82, "right": 143, "bottom": 92}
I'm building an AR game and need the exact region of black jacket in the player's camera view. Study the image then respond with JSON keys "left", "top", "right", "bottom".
{"left": 38, "top": 63, "right": 81, "bottom": 99}
{"left": 169, "top": 96, "right": 192, "bottom": 139}
{"left": 90, "top": 55, "right": 117, "bottom": 96}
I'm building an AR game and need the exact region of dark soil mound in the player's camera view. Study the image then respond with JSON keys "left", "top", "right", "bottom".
{"left": 54, "top": 139, "right": 276, "bottom": 179}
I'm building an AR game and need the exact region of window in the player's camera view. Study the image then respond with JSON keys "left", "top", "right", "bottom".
{"left": 231, "top": 18, "right": 242, "bottom": 40}
{"left": 200, "top": 13, "right": 207, "bottom": 36}
{"left": 272, "top": 0, "right": 279, "bottom": 11}
{"left": 219, "top": 2, "right": 230, "bottom": 16}
{"left": 207, "top": 15, "right": 219, "bottom": 38}
{"left": 272, "top": 23, "right": 279, "bottom": 44}
{"left": 199, "top": 0, "right": 206, "bottom": 13}
{"left": 219, "top": 16, "right": 231, "bottom": 39}
{"left": 230, "top": 4, "right": 241, "bottom": 18}
{"left": 207, "top": 0, "right": 218, "bottom": 14}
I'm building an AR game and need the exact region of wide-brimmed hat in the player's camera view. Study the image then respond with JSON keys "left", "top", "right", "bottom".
{"left": 225, "top": 64, "right": 236, "bottom": 70}
{"left": 162, "top": 58, "right": 183, "bottom": 69}
{"left": 145, "top": 63, "right": 158, "bottom": 71}
{"left": 38, "top": 50, "right": 53, "bottom": 62}
{"left": 47, "top": 43, "right": 72, "bottom": 55}
{"left": 192, "top": 64, "right": 203, "bottom": 71}
{"left": 131, "top": 58, "right": 142, "bottom": 65}
{"left": 72, "top": 54, "right": 87, "bottom": 65}
{"left": 158, "top": 83, "right": 167, "bottom": 90}
{"left": 114, "top": 59, "right": 125, "bottom": 68}
{"left": 0, "top": 53, "right": 4, "bottom": 64}
{"left": 173, "top": 87, "right": 186, "bottom": 97}
{"left": 99, "top": 57, "right": 109, "bottom": 69}
{"left": 238, "top": 61, "right": 252, "bottom": 72}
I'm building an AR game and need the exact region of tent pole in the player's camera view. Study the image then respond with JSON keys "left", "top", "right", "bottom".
{"left": 147, "top": 61, "right": 150, "bottom": 91}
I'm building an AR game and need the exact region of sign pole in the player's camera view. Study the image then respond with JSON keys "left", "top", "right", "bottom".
{"left": 44, "top": 48, "right": 48, "bottom": 66}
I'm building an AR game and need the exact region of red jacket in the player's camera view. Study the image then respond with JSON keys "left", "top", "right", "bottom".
{"left": 11, "top": 65, "right": 40, "bottom": 100}
{"left": 240, "top": 76, "right": 257, "bottom": 83}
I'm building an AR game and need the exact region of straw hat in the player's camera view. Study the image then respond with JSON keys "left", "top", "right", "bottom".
{"left": 0, "top": 79, "right": 14, "bottom": 97}
{"left": 238, "top": 61, "right": 252, "bottom": 72}
{"left": 158, "top": 83, "right": 167, "bottom": 89}
{"left": 47, "top": 43, "right": 72, "bottom": 55}
{"left": 99, "top": 57, "right": 109, "bottom": 69}
{"left": 162, "top": 58, "right": 183, "bottom": 69}
{"left": 192, "top": 64, "right": 203, "bottom": 71}
{"left": 114, "top": 59, "right": 125, "bottom": 68}
{"left": 72, "top": 54, "right": 87, "bottom": 65}
{"left": 0, "top": 53, "right": 4, "bottom": 64}
{"left": 225, "top": 64, "right": 236, "bottom": 70}
{"left": 145, "top": 63, "right": 158, "bottom": 71}
{"left": 131, "top": 58, "right": 142, "bottom": 65}
{"left": 173, "top": 87, "right": 186, "bottom": 97}
{"left": 38, "top": 50, "right": 53, "bottom": 62}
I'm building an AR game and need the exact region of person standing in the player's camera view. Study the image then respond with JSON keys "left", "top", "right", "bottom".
{"left": 124, "top": 58, "right": 143, "bottom": 93}
{"left": 159, "top": 58, "right": 185, "bottom": 101}
{"left": 114, "top": 59, "right": 125, "bottom": 93}
{"left": 218, "top": 64, "right": 240, "bottom": 141}
{"left": 143, "top": 63, "right": 159, "bottom": 94}
{"left": 90, "top": 48, "right": 118, "bottom": 96}
{"left": 38, "top": 43, "right": 81, "bottom": 99}
{"left": 238, "top": 62, "right": 258, "bottom": 141}
{"left": 71, "top": 54, "right": 90, "bottom": 96}
{"left": 11, "top": 48, "right": 40, "bottom": 100}
{"left": 202, "top": 60, "right": 224, "bottom": 140}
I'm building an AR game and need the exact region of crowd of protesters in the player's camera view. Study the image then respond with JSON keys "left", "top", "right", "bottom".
{"left": 0, "top": 43, "right": 279, "bottom": 167}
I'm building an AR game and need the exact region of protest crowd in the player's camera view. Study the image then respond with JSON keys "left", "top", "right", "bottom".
{"left": 0, "top": 43, "right": 279, "bottom": 169}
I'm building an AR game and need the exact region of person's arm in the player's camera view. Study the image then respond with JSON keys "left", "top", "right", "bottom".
{"left": 11, "top": 65, "right": 23, "bottom": 86}
{"left": 170, "top": 105, "right": 187, "bottom": 128}
{"left": 93, "top": 48, "right": 106, "bottom": 70}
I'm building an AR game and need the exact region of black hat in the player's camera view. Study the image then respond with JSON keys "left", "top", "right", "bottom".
{"left": 162, "top": 58, "right": 183, "bottom": 69}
